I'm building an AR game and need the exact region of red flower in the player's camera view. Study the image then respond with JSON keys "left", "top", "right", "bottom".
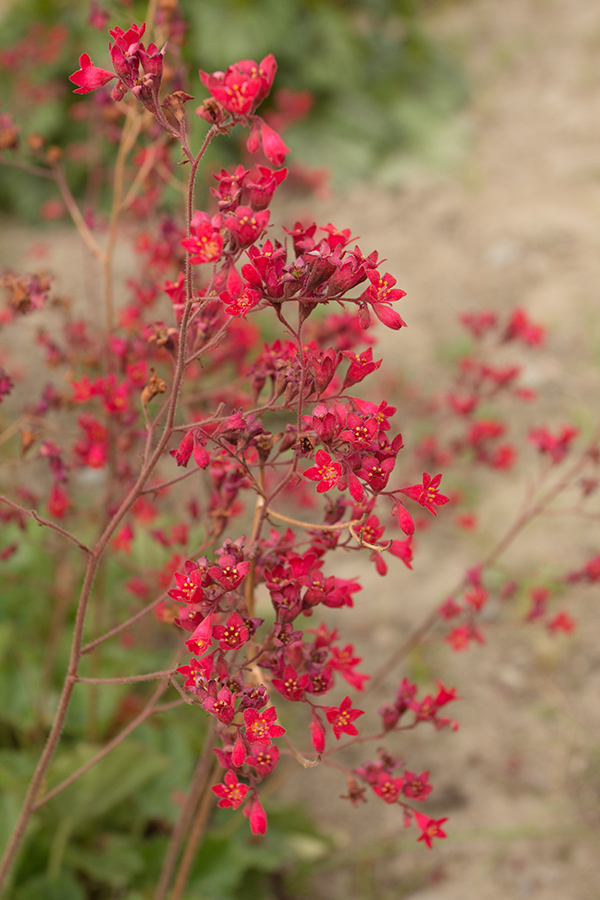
{"left": 220, "top": 286, "right": 262, "bottom": 318}
{"left": 200, "top": 55, "right": 277, "bottom": 116}
{"left": 246, "top": 743, "right": 280, "bottom": 776}
{"left": 303, "top": 449, "right": 342, "bottom": 493}
{"left": 208, "top": 554, "right": 251, "bottom": 590}
{"left": 272, "top": 665, "right": 309, "bottom": 702}
{"left": 528, "top": 425, "right": 579, "bottom": 464}
{"left": 184, "top": 615, "right": 213, "bottom": 655}
{"left": 445, "top": 624, "right": 485, "bottom": 651}
{"left": 224, "top": 206, "right": 270, "bottom": 247}
{"left": 323, "top": 695, "right": 364, "bottom": 740}
{"left": 170, "top": 429, "right": 210, "bottom": 469}
{"left": 212, "top": 770, "right": 249, "bottom": 809}
{"left": 329, "top": 645, "right": 370, "bottom": 691}
{"left": 246, "top": 118, "right": 290, "bottom": 166}
{"left": 203, "top": 686, "right": 236, "bottom": 724}
{"left": 244, "top": 796, "right": 268, "bottom": 834}
{"left": 309, "top": 711, "right": 327, "bottom": 753}
{"left": 243, "top": 706, "right": 285, "bottom": 745}
{"left": 69, "top": 53, "right": 116, "bottom": 94}
{"left": 399, "top": 472, "right": 449, "bottom": 515}
{"left": 372, "top": 772, "right": 404, "bottom": 804}
{"left": 413, "top": 810, "right": 448, "bottom": 848}
{"left": 403, "top": 770, "right": 432, "bottom": 801}
{"left": 212, "top": 612, "right": 250, "bottom": 652}
{"left": 342, "top": 348, "right": 382, "bottom": 390}
{"left": 360, "top": 270, "right": 407, "bottom": 330}
{"left": 181, "top": 211, "right": 224, "bottom": 264}
{"left": 548, "top": 611, "right": 576, "bottom": 634}
{"left": 356, "top": 455, "right": 395, "bottom": 493}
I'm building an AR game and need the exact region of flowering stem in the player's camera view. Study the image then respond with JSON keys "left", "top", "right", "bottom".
{"left": 369, "top": 428, "right": 600, "bottom": 689}
{"left": 104, "top": 103, "right": 141, "bottom": 340}
{"left": 265, "top": 507, "right": 360, "bottom": 532}
{"left": 0, "top": 123, "right": 222, "bottom": 896}
{"left": 169, "top": 761, "right": 220, "bottom": 900}
{"left": 53, "top": 163, "right": 105, "bottom": 263}
{"left": 76, "top": 668, "right": 178, "bottom": 684}
{"left": 81, "top": 592, "right": 167, "bottom": 654}
{"left": 153, "top": 721, "right": 217, "bottom": 900}
{"left": 0, "top": 551, "right": 99, "bottom": 892}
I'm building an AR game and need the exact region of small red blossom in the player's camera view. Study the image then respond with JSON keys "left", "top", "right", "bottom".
{"left": 69, "top": 52, "right": 116, "bottom": 94}
{"left": 413, "top": 810, "right": 448, "bottom": 848}
{"left": 212, "top": 612, "right": 250, "bottom": 652}
{"left": 403, "top": 770, "right": 433, "bottom": 801}
{"left": 528, "top": 425, "right": 579, "bottom": 464}
{"left": 48, "top": 482, "right": 70, "bottom": 519}
{"left": 372, "top": 772, "right": 404, "bottom": 804}
{"left": 309, "top": 711, "right": 327, "bottom": 753}
{"left": 181, "top": 211, "right": 224, "bottom": 264}
{"left": 303, "top": 449, "right": 342, "bottom": 493}
{"left": 246, "top": 743, "right": 279, "bottom": 776}
{"left": 324, "top": 695, "right": 365, "bottom": 740}
{"left": 243, "top": 706, "right": 285, "bottom": 745}
{"left": 219, "top": 285, "right": 262, "bottom": 317}
{"left": 329, "top": 644, "right": 370, "bottom": 691}
{"left": 399, "top": 472, "right": 449, "bottom": 515}
{"left": 247, "top": 118, "right": 290, "bottom": 165}
{"left": 548, "top": 611, "right": 576, "bottom": 634}
{"left": 199, "top": 55, "right": 277, "bottom": 117}
{"left": 342, "top": 348, "right": 382, "bottom": 390}
{"left": 439, "top": 597, "right": 462, "bottom": 619}
{"left": 445, "top": 624, "right": 485, "bottom": 651}
{"left": 359, "top": 270, "right": 407, "bottom": 330}
{"left": 184, "top": 615, "right": 213, "bottom": 655}
{"left": 212, "top": 770, "right": 249, "bottom": 809}
{"left": 203, "top": 686, "right": 236, "bottom": 724}
{"left": 244, "top": 796, "right": 268, "bottom": 835}
{"left": 272, "top": 665, "right": 309, "bottom": 701}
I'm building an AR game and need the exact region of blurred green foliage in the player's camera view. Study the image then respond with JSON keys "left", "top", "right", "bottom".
{"left": 0, "top": 522, "right": 332, "bottom": 899}
{"left": 0, "top": 0, "right": 466, "bottom": 219}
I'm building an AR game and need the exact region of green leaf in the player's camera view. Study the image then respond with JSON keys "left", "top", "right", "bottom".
{"left": 63, "top": 834, "right": 144, "bottom": 888}
{"left": 13, "top": 871, "right": 85, "bottom": 900}
{"left": 43, "top": 739, "right": 167, "bottom": 826}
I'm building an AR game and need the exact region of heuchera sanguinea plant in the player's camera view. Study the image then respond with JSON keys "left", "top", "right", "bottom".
{"left": 0, "top": 10, "right": 598, "bottom": 898}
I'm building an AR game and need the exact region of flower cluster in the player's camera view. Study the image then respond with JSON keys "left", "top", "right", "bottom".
{"left": 1, "top": 17, "right": 597, "bottom": 898}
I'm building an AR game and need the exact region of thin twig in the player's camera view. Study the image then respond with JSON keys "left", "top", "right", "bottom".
{"left": 169, "top": 761, "right": 220, "bottom": 900}
{"left": 0, "top": 495, "right": 92, "bottom": 553}
{"left": 153, "top": 720, "right": 217, "bottom": 900}
{"left": 33, "top": 676, "right": 172, "bottom": 810}
{"left": 76, "top": 668, "right": 177, "bottom": 685}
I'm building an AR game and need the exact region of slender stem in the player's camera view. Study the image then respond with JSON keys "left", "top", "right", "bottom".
{"left": 153, "top": 721, "right": 217, "bottom": 900}
{"left": 52, "top": 164, "right": 106, "bottom": 263}
{"left": 369, "top": 430, "right": 600, "bottom": 690}
{"left": 76, "top": 668, "right": 177, "bottom": 685}
{"left": 0, "top": 552, "right": 99, "bottom": 892}
{"left": 169, "top": 761, "right": 220, "bottom": 900}
{"left": 81, "top": 592, "right": 167, "bottom": 655}
{"left": 33, "top": 677, "right": 171, "bottom": 810}
{"left": 0, "top": 120, "right": 219, "bottom": 898}
{"left": 265, "top": 507, "right": 360, "bottom": 532}
{"left": 0, "top": 496, "right": 91, "bottom": 553}
{"left": 103, "top": 103, "right": 142, "bottom": 340}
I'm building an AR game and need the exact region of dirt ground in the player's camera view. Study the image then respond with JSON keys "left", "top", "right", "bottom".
{"left": 277, "top": 1, "right": 600, "bottom": 898}
{"left": 2, "top": 0, "right": 600, "bottom": 898}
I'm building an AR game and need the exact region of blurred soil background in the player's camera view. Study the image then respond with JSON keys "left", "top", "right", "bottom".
{"left": 2, "top": 0, "right": 600, "bottom": 899}
{"left": 289, "top": 1, "right": 600, "bottom": 898}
